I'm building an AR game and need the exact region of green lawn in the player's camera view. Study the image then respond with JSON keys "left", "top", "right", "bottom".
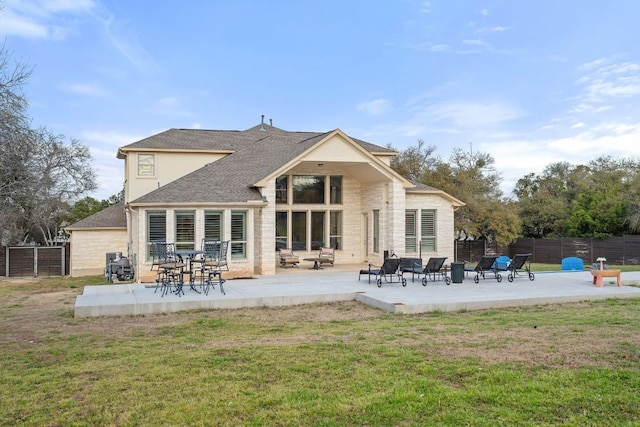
{"left": 1, "top": 275, "right": 639, "bottom": 426}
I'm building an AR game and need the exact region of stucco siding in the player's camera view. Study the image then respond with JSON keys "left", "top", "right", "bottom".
{"left": 127, "top": 151, "right": 227, "bottom": 202}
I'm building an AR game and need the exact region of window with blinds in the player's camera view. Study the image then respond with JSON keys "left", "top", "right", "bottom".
{"left": 420, "top": 210, "right": 436, "bottom": 252}
{"left": 175, "top": 211, "right": 195, "bottom": 250}
{"left": 146, "top": 211, "right": 166, "bottom": 259}
{"left": 204, "top": 211, "right": 223, "bottom": 240}
{"left": 231, "top": 211, "right": 247, "bottom": 259}
{"left": 405, "top": 210, "right": 417, "bottom": 252}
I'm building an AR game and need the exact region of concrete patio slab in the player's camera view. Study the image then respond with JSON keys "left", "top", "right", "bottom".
{"left": 74, "top": 268, "right": 640, "bottom": 318}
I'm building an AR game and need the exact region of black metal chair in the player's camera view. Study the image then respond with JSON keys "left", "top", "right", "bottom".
{"left": 420, "top": 257, "right": 450, "bottom": 286}
{"left": 152, "top": 242, "right": 185, "bottom": 297}
{"left": 400, "top": 257, "right": 423, "bottom": 282}
{"left": 192, "top": 239, "right": 229, "bottom": 295}
{"left": 497, "top": 253, "right": 535, "bottom": 282}
{"left": 464, "top": 255, "right": 502, "bottom": 283}
{"left": 359, "top": 257, "right": 405, "bottom": 287}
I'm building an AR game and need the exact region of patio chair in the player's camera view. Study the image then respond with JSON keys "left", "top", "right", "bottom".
{"left": 420, "top": 257, "right": 450, "bottom": 286}
{"left": 464, "top": 255, "right": 502, "bottom": 283}
{"left": 400, "top": 257, "right": 423, "bottom": 282}
{"left": 318, "top": 247, "right": 335, "bottom": 267}
{"left": 193, "top": 239, "right": 228, "bottom": 295}
{"left": 150, "top": 240, "right": 166, "bottom": 271}
{"left": 497, "top": 253, "right": 535, "bottom": 282}
{"left": 359, "top": 257, "right": 406, "bottom": 287}
{"left": 152, "top": 242, "right": 185, "bottom": 297}
{"left": 279, "top": 248, "right": 300, "bottom": 268}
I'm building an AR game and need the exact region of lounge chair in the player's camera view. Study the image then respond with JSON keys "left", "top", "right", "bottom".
{"left": 496, "top": 253, "right": 535, "bottom": 282}
{"left": 359, "top": 257, "right": 405, "bottom": 287}
{"left": 318, "top": 247, "right": 335, "bottom": 267}
{"left": 420, "top": 257, "right": 450, "bottom": 286}
{"left": 464, "top": 255, "right": 502, "bottom": 283}
{"left": 401, "top": 257, "right": 451, "bottom": 285}
{"left": 400, "top": 257, "right": 423, "bottom": 282}
{"left": 279, "top": 248, "right": 300, "bottom": 268}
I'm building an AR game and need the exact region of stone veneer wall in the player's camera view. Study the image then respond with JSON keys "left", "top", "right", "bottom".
{"left": 69, "top": 228, "right": 127, "bottom": 277}
{"left": 404, "top": 192, "right": 456, "bottom": 262}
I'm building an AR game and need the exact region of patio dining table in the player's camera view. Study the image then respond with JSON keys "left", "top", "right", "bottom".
{"left": 173, "top": 249, "right": 206, "bottom": 292}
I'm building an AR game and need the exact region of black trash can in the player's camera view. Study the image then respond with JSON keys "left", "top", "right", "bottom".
{"left": 450, "top": 262, "right": 465, "bottom": 283}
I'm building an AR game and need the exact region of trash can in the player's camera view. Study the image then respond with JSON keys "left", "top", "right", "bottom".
{"left": 450, "top": 262, "right": 465, "bottom": 283}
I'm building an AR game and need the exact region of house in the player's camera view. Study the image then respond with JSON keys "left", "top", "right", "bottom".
{"left": 65, "top": 202, "right": 128, "bottom": 276}
{"left": 67, "top": 120, "right": 464, "bottom": 281}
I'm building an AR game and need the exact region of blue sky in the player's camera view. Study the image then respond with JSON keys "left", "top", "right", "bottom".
{"left": 2, "top": 0, "right": 640, "bottom": 200}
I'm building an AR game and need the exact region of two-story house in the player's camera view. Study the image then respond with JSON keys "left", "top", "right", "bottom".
{"left": 67, "top": 120, "right": 463, "bottom": 281}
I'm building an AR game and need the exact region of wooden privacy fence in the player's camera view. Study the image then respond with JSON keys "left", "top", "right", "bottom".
{"left": 0, "top": 244, "right": 70, "bottom": 277}
{"left": 455, "top": 236, "right": 640, "bottom": 265}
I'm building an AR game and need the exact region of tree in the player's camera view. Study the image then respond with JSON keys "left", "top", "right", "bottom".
{"left": 513, "top": 157, "right": 640, "bottom": 238}
{"left": 389, "top": 140, "right": 439, "bottom": 183}
{"left": 390, "top": 141, "right": 521, "bottom": 246}
{"left": 0, "top": 41, "right": 97, "bottom": 245}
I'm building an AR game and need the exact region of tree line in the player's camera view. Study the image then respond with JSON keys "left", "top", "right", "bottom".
{"left": 390, "top": 140, "right": 640, "bottom": 245}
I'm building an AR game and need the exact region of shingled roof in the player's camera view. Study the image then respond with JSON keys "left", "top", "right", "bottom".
{"left": 66, "top": 202, "right": 127, "bottom": 230}
{"left": 129, "top": 124, "right": 396, "bottom": 205}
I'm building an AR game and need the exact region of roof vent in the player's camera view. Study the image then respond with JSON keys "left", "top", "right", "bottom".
{"left": 260, "top": 115, "right": 266, "bottom": 131}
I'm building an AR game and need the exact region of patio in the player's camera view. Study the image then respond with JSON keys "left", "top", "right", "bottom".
{"left": 74, "top": 264, "right": 640, "bottom": 318}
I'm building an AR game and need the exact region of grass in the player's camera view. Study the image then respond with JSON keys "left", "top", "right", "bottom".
{"left": 530, "top": 263, "right": 640, "bottom": 273}
{"left": 1, "top": 275, "right": 639, "bottom": 426}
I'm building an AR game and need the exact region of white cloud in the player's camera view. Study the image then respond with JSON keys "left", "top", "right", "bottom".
{"left": 0, "top": 0, "right": 96, "bottom": 39}
{"left": 430, "top": 44, "right": 450, "bottom": 52}
{"left": 0, "top": 8, "right": 49, "bottom": 38}
{"left": 424, "top": 100, "right": 524, "bottom": 129}
{"left": 357, "top": 98, "right": 392, "bottom": 116}
{"left": 462, "top": 39, "right": 488, "bottom": 47}
{"left": 421, "top": 2, "right": 431, "bottom": 14}
{"left": 479, "top": 9, "right": 489, "bottom": 16}
{"left": 571, "top": 59, "right": 640, "bottom": 118}
{"left": 64, "top": 82, "right": 109, "bottom": 97}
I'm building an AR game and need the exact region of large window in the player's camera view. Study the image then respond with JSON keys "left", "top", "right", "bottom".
{"left": 330, "top": 176, "right": 342, "bottom": 204}
{"left": 405, "top": 210, "right": 417, "bottom": 252}
{"left": 276, "top": 176, "right": 288, "bottom": 204}
{"left": 311, "top": 211, "right": 325, "bottom": 250}
{"left": 138, "top": 153, "right": 155, "bottom": 177}
{"left": 204, "top": 211, "right": 223, "bottom": 240}
{"left": 276, "top": 211, "right": 287, "bottom": 250}
{"left": 231, "top": 211, "right": 247, "bottom": 259}
{"left": 291, "top": 211, "right": 307, "bottom": 251}
{"left": 293, "top": 176, "right": 324, "bottom": 204}
{"left": 330, "top": 211, "right": 342, "bottom": 250}
{"left": 147, "top": 211, "right": 166, "bottom": 259}
{"left": 175, "top": 211, "right": 195, "bottom": 250}
{"left": 421, "top": 210, "right": 437, "bottom": 252}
